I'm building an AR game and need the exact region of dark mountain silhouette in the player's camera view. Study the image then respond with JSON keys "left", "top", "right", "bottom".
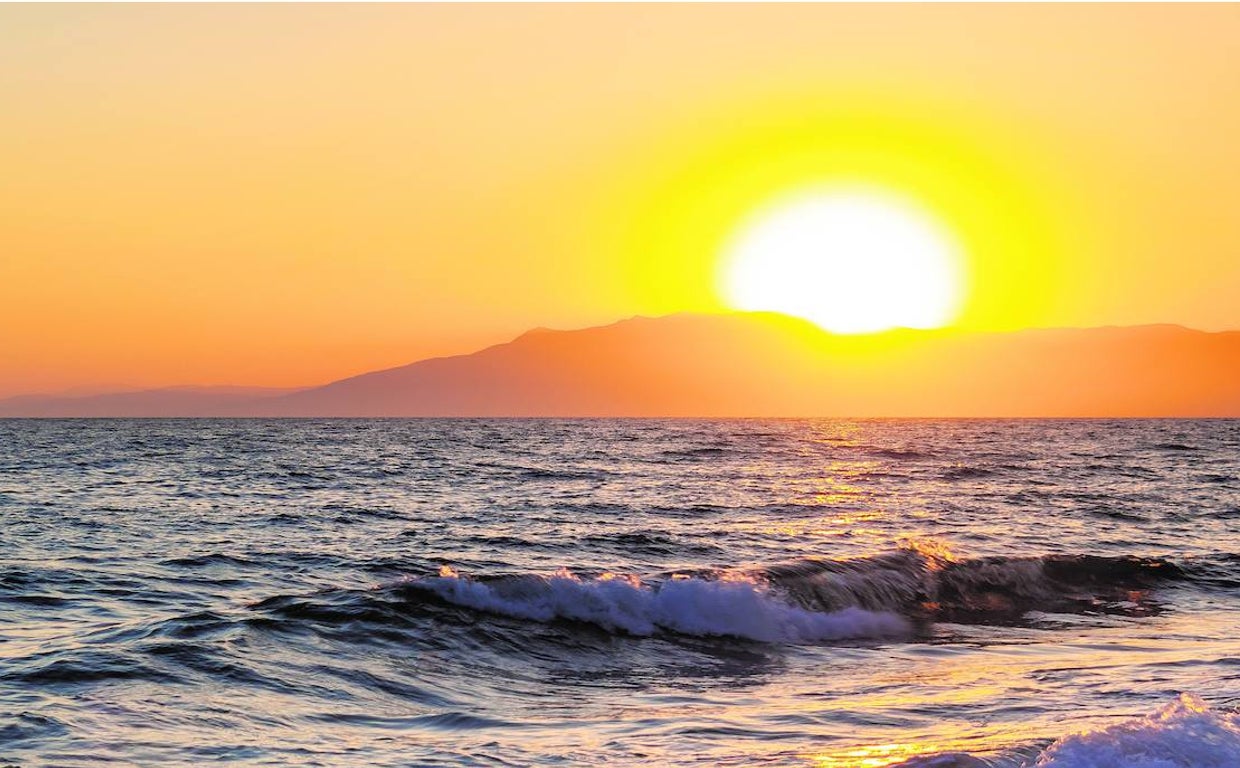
{"left": 3, "top": 313, "right": 1239, "bottom": 417}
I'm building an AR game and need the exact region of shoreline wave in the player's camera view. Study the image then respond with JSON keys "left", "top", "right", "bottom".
{"left": 402, "top": 566, "right": 909, "bottom": 643}
{"left": 1031, "top": 693, "right": 1240, "bottom": 768}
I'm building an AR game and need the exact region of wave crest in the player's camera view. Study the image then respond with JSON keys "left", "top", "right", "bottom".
{"left": 762, "top": 545, "right": 1182, "bottom": 621}
{"left": 406, "top": 566, "right": 908, "bottom": 643}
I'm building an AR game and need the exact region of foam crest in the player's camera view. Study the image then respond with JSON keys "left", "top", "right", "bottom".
{"left": 412, "top": 567, "right": 909, "bottom": 643}
{"left": 1034, "top": 693, "right": 1240, "bottom": 767}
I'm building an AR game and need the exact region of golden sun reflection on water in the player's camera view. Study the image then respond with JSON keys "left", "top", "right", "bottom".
{"left": 737, "top": 508, "right": 889, "bottom": 540}
{"left": 805, "top": 741, "right": 961, "bottom": 768}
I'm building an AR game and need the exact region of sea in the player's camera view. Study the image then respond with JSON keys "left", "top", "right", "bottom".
{"left": 2, "top": 418, "right": 1239, "bottom": 767}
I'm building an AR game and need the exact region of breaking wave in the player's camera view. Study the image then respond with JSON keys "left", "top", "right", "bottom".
{"left": 403, "top": 566, "right": 908, "bottom": 643}
{"left": 1033, "top": 693, "right": 1240, "bottom": 767}
{"left": 378, "top": 543, "right": 1197, "bottom": 645}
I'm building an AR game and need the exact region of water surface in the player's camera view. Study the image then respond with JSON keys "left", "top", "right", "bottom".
{"left": 3, "top": 419, "right": 1239, "bottom": 766}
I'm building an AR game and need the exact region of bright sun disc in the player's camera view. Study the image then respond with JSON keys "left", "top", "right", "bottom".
{"left": 720, "top": 191, "right": 965, "bottom": 333}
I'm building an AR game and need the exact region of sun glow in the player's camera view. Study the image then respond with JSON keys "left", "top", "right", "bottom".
{"left": 720, "top": 190, "right": 965, "bottom": 334}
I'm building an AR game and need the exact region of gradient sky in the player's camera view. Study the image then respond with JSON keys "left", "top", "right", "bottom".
{"left": 3, "top": 4, "right": 1239, "bottom": 397}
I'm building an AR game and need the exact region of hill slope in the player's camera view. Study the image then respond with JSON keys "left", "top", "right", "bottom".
{"left": 4, "top": 314, "right": 1239, "bottom": 417}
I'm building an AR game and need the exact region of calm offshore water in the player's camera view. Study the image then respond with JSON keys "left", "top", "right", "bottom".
{"left": 2, "top": 419, "right": 1239, "bottom": 767}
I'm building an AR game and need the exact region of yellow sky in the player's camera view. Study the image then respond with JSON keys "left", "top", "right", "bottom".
{"left": 2, "top": 4, "right": 1239, "bottom": 397}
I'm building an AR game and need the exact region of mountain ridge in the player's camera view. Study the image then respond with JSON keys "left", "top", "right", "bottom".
{"left": 3, "top": 313, "right": 1238, "bottom": 417}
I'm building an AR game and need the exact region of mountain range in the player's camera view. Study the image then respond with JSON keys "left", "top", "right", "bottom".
{"left": 4, "top": 313, "right": 1239, "bottom": 417}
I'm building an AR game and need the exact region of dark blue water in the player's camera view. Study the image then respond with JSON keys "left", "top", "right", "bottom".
{"left": 3, "top": 419, "right": 1239, "bottom": 767}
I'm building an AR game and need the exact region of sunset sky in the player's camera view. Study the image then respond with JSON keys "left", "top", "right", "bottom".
{"left": 3, "top": 4, "right": 1239, "bottom": 398}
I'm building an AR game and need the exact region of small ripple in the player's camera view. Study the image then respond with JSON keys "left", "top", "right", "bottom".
{"left": 305, "top": 711, "right": 518, "bottom": 730}
{"left": 8, "top": 649, "right": 185, "bottom": 686}
{"left": 0, "top": 711, "right": 70, "bottom": 743}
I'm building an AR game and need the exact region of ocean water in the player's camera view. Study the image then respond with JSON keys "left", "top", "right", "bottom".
{"left": 2, "top": 418, "right": 1239, "bottom": 767}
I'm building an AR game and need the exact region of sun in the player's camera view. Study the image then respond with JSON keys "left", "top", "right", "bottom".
{"left": 719, "top": 189, "right": 966, "bottom": 334}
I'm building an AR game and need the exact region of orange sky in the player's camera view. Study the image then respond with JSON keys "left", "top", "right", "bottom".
{"left": 3, "top": 4, "right": 1239, "bottom": 398}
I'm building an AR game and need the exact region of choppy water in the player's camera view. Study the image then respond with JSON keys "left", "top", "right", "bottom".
{"left": 3, "top": 419, "right": 1240, "bottom": 767}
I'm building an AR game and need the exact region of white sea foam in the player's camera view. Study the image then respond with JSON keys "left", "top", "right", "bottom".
{"left": 414, "top": 567, "right": 909, "bottom": 643}
{"left": 1033, "top": 693, "right": 1240, "bottom": 768}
